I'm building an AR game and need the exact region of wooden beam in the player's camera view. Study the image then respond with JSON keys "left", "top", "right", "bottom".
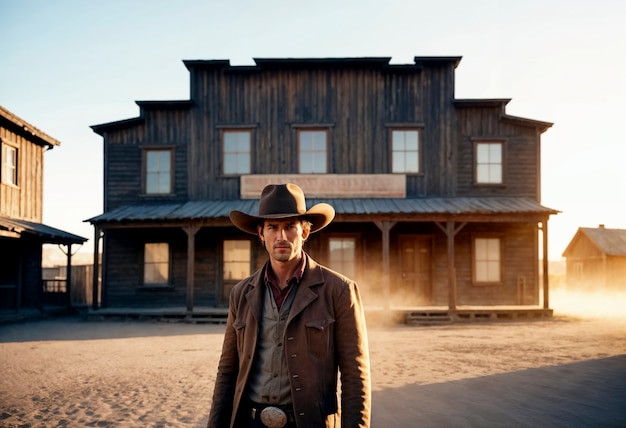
{"left": 446, "top": 221, "right": 457, "bottom": 310}
{"left": 92, "top": 227, "right": 101, "bottom": 310}
{"left": 374, "top": 221, "right": 396, "bottom": 311}
{"left": 184, "top": 225, "right": 200, "bottom": 313}
{"left": 542, "top": 219, "right": 549, "bottom": 309}
{"left": 66, "top": 244, "right": 73, "bottom": 309}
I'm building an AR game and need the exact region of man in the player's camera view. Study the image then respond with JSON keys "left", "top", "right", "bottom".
{"left": 208, "top": 183, "right": 371, "bottom": 428}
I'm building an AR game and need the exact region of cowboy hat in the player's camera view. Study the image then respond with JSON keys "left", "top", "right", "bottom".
{"left": 229, "top": 183, "right": 335, "bottom": 235}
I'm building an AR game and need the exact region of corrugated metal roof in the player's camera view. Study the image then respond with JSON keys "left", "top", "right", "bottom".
{"left": 579, "top": 227, "right": 626, "bottom": 256}
{"left": 86, "top": 197, "right": 558, "bottom": 224}
{"left": 0, "top": 216, "right": 87, "bottom": 244}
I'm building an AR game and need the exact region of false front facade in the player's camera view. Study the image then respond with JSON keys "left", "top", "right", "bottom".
{"left": 88, "top": 57, "right": 558, "bottom": 313}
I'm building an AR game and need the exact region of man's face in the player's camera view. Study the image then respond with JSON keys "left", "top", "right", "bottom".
{"left": 258, "top": 218, "right": 309, "bottom": 263}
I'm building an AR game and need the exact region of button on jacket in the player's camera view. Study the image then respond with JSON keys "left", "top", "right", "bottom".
{"left": 208, "top": 253, "right": 371, "bottom": 428}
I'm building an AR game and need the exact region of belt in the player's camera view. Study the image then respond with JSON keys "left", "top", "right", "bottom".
{"left": 247, "top": 401, "right": 296, "bottom": 428}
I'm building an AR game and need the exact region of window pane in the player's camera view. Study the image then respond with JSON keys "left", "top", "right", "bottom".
{"left": 299, "top": 130, "right": 327, "bottom": 173}
{"left": 391, "top": 129, "right": 420, "bottom": 173}
{"left": 224, "top": 240, "right": 251, "bottom": 280}
{"left": 328, "top": 238, "right": 356, "bottom": 278}
{"left": 405, "top": 130, "right": 419, "bottom": 150}
{"left": 474, "top": 238, "right": 501, "bottom": 283}
{"left": 476, "top": 144, "right": 489, "bottom": 162}
{"left": 223, "top": 131, "right": 251, "bottom": 174}
{"left": 144, "top": 243, "right": 169, "bottom": 284}
{"left": 2, "top": 145, "right": 17, "bottom": 185}
{"left": 476, "top": 142, "right": 502, "bottom": 184}
{"left": 146, "top": 150, "right": 171, "bottom": 194}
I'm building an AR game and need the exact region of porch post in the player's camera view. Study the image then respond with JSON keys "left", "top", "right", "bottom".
{"left": 446, "top": 221, "right": 457, "bottom": 310}
{"left": 542, "top": 218, "right": 550, "bottom": 309}
{"left": 375, "top": 221, "right": 396, "bottom": 311}
{"left": 66, "top": 244, "right": 73, "bottom": 309}
{"left": 92, "top": 227, "right": 100, "bottom": 310}
{"left": 184, "top": 225, "right": 200, "bottom": 314}
{"left": 436, "top": 221, "right": 465, "bottom": 311}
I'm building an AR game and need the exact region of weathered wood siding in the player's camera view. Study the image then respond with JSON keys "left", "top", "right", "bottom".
{"left": 104, "top": 108, "right": 190, "bottom": 211}
{"left": 456, "top": 106, "right": 540, "bottom": 198}
{"left": 183, "top": 61, "right": 457, "bottom": 200}
{"left": 0, "top": 125, "right": 45, "bottom": 221}
{"left": 565, "top": 234, "right": 626, "bottom": 291}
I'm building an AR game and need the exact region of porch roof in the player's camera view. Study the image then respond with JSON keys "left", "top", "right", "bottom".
{"left": 0, "top": 216, "right": 87, "bottom": 245}
{"left": 86, "top": 197, "right": 559, "bottom": 226}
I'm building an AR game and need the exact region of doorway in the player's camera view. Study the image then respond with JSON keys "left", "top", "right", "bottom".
{"left": 397, "top": 235, "right": 432, "bottom": 304}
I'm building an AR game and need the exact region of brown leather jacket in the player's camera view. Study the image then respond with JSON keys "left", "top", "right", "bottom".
{"left": 208, "top": 254, "right": 371, "bottom": 428}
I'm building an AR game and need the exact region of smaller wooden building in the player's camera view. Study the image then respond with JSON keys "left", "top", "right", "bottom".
{"left": 562, "top": 225, "right": 626, "bottom": 291}
{"left": 0, "top": 106, "right": 87, "bottom": 312}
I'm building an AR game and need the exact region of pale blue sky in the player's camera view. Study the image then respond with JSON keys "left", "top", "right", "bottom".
{"left": 1, "top": 0, "right": 624, "bottom": 260}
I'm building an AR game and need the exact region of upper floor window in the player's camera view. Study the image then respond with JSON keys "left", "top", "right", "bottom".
{"left": 223, "top": 130, "right": 251, "bottom": 175}
{"left": 143, "top": 242, "right": 170, "bottom": 286}
{"left": 144, "top": 149, "right": 172, "bottom": 194}
{"left": 1, "top": 144, "right": 18, "bottom": 186}
{"left": 391, "top": 129, "right": 420, "bottom": 173}
{"left": 299, "top": 129, "right": 327, "bottom": 173}
{"left": 475, "top": 142, "right": 503, "bottom": 184}
{"left": 328, "top": 237, "right": 356, "bottom": 279}
{"left": 473, "top": 237, "right": 502, "bottom": 284}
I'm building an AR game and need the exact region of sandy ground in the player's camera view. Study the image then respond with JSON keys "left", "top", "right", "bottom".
{"left": 1, "top": 290, "right": 625, "bottom": 428}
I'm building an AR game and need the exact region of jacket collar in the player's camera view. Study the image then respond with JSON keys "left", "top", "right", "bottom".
{"left": 245, "top": 252, "right": 325, "bottom": 324}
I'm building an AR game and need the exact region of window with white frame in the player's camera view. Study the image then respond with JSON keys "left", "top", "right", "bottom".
{"left": 223, "top": 130, "right": 251, "bottom": 175}
{"left": 473, "top": 237, "right": 502, "bottom": 284}
{"left": 299, "top": 129, "right": 327, "bottom": 173}
{"left": 391, "top": 129, "right": 420, "bottom": 173}
{"left": 328, "top": 237, "right": 356, "bottom": 279}
{"left": 144, "top": 243, "right": 170, "bottom": 285}
{"left": 1, "top": 144, "right": 17, "bottom": 186}
{"left": 475, "top": 142, "right": 503, "bottom": 184}
{"left": 145, "top": 149, "right": 172, "bottom": 194}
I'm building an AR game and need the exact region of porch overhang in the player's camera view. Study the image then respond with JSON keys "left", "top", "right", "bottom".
{"left": 85, "top": 197, "right": 559, "bottom": 228}
{"left": 0, "top": 216, "right": 87, "bottom": 245}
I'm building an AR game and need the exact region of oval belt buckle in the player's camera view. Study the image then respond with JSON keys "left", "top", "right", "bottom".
{"left": 260, "top": 406, "right": 287, "bottom": 428}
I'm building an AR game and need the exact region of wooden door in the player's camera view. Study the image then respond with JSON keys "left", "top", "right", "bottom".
{"left": 398, "top": 235, "right": 432, "bottom": 304}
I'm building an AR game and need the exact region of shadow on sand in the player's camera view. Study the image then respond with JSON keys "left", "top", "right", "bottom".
{"left": 0, "top": 315, "right": 225, "bottom": 342}
{"left": 372, "top": 355, "right": 626, "bottom": 427}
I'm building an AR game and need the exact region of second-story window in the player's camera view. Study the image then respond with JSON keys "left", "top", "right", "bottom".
{"left": 144, "top": 149, "right": 172, "bottom": 194}
{"left": 1, "top": 144, "right": 18, "bottom": 186}
{"left": 299, "top": 129, "right": 327, "bottom": 173}
{"left": 391, "top": 129, "right": 420, "bottom": 173}
{"left": 223, "top": 130, "right": 251, "bottom": 175}
{"left": 475, "top": 142, "right": 503, "bottom": 184}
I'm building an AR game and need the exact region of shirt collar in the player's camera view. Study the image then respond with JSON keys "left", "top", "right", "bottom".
{"left": 264, "top": 251, "right": 307, "bottom": 288}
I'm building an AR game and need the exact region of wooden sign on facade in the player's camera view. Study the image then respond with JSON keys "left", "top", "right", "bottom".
{"left": 240, "top": 174, "right": 406, "bottom": 199}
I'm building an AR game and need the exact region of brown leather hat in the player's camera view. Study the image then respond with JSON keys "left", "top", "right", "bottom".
{"left": 229, "top": 183, "right": 335, "bottom": 235}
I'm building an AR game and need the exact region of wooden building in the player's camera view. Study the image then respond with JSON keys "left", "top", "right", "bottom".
{"left": 562, "top": 225, "right": 626, "bottom": 291}
{"left": 0, "top": 106, "right": 87, "bottom": 312}
{"left": 88, "top": 56, "right": 558, "bottom": 316}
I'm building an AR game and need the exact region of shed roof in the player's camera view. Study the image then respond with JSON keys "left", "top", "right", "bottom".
{"left": 563, "top": 226, "right": 626, "bottom": 257}
{"left": 86, "top": 197, "right": 558, "bottom": 226}
{"left": 0, "top": 216, "right": 87, "bottom": 245}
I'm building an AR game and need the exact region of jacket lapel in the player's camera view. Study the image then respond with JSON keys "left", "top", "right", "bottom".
{"left": 245, "top": 269, "right": 265, "bottom": 325}
{"left": 287, "top": 256, "right": 324, "bottom": 324}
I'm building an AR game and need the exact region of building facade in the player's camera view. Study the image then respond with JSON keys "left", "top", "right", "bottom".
{"left": 88, "top": 56, "right": 558, "bottom": 313}
{"left": 562, "top": 225, "right": 626, "bottom": 291}
{"left": 0, "top": 106, "right": 86, "bottom": 311}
